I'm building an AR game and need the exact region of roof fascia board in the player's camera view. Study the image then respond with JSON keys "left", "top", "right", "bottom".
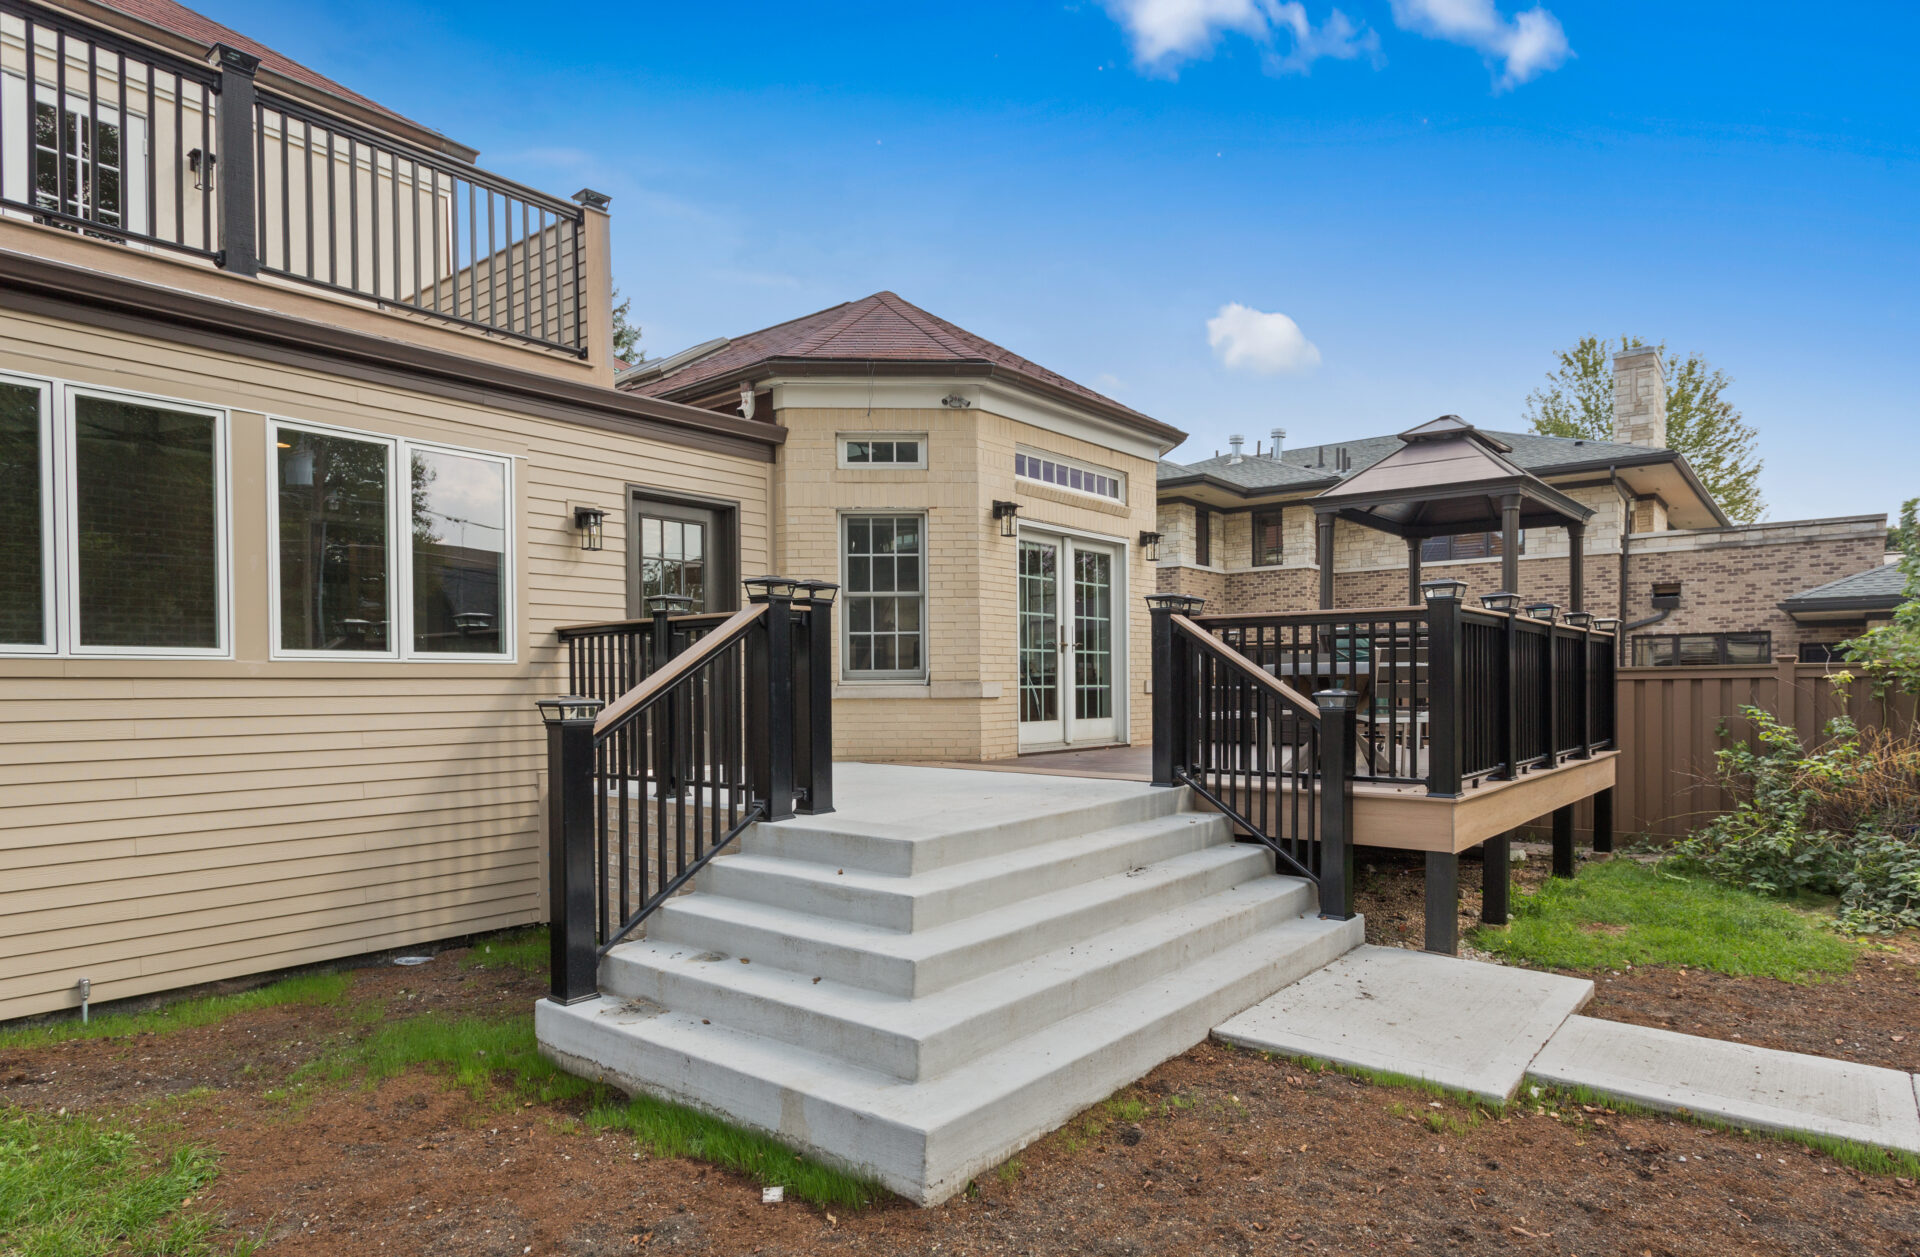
{"left": 1780, "top": 595, "right": 1904, "bottom": 616}
{"left": 1315, "top": 475, "right": 1595, "bottom": 524}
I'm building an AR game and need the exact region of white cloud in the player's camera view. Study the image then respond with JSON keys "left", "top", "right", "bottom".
{"left": 1207, "top": 303, "right": 1322, "bottom": 375}
{"left": 1388, "top": 0, "right": 1571, "bottom": 87}
{"left": 1103, "top": 0, "right": 1377, "bottom": 77}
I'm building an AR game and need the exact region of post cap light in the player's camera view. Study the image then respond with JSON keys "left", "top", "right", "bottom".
{"left": 572, "top": 504, "right": 607, "bottom": 551}
{"left": 1592, "top": 617, "right": 1622, "bottom": 634}
{"left": 1145, "top": 593, "right": 1205, "bottom": 614}
{"left": 1420, "top": 577, "right": 1469, "bottom": 603}
{"left": 1479, "top": 591, "right": 1522, "bottom": 613}
{"left": 1312, "top": 688, "right": 1360, "bottom": 712}
{"left": 991, "top": 499, "right": 1021, "bottom": 537}
{"left": 536, "top": 696, "right": 604, "bottom": 724}
{"left": 1563, "top": 610, "right": 1595, "bottom": 629}
{"left": 646, "top": 594, "right": 694, "bottom": 615}
{"left": 795, "top": 580, "right": 841, "bottom": 606}
{"left": 1138, "top": 530, "right": 1163, "bottom": 562}
{"left": 742, "top": 575, "right": 801, "bottom": 602}
{"left": 1523, "top": 601, "right": 1560, "bottom": 622}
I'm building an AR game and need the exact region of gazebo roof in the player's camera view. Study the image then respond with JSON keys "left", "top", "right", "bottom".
{"left": 1311, "top": 416, "right": 1594, "bottom": 538}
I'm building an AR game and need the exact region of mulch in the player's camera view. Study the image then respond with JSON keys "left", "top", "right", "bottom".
{"left": 2, "top": 919, "right": 1917, "bottom": 1255}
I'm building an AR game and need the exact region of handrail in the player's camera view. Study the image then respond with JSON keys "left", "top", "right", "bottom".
{"left": 593, "top": 603, "right": 765, "bottom": 736}
{"left": 1171, "top": 613, "right": 1320, "bottom": 719}
{"left": 556, "top": 610, "right": 737, "bottom": 638}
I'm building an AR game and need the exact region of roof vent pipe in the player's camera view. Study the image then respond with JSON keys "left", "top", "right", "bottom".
{"left": 1271, "top": 428, "right": 1286, "bottom": 459}
{"left": 1228, "top": 434, "right": 1245, "bottom": 464}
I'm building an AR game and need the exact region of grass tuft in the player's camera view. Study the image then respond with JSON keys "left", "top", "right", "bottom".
{"left": 458, "top": 927, "right": 550, "bottom": 975}
{"left": 0, "top": 971, "right": 354, "bottom": 1050}
{"left": 0, "top": 1108, "right": 255, "bottom": 1256}
{"left": 1471, "top": 859, "right": 1859, "bottom": 981}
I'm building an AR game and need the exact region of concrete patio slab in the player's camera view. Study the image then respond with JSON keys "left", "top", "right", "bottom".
{"left": 1528, "top": 1016, "right": 1920, "bottom": 1155}
{"left": 1212, "top": 944, "right": 1593, "bottom": 1103}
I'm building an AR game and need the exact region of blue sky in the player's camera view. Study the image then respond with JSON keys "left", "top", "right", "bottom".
{"left": 210, "top": 1, "right": 1916, "bottom": 523}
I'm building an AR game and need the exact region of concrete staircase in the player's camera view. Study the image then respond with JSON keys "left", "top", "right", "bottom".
{"left": 536, "top": 763, "right": 1363, "bottom": 1204}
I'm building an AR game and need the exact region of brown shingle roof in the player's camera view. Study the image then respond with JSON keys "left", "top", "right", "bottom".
{"left": 621, "top": 291, "right": 1183, "bottom": 443}
{"left": 98, "top": 0, "right": 439, "bottom": 138}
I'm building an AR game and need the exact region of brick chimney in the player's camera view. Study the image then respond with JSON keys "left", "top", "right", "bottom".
{"left": 1611, "top": 345, "right": 1667, "bottom": 450}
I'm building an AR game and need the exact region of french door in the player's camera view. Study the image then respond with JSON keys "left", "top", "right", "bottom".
{"left": 1017, "top": 531, "right": 1123, "bottom": 749}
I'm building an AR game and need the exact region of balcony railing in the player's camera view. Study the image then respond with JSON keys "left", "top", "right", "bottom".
{"left": 0, "top": 0, "right": 591, "bottom": 356}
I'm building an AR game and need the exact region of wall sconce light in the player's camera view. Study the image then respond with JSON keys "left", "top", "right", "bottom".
{"left": 572, "top": 505, "right": 607, "bottom": 551}
{"left": 991, "top": 500, "right": 1020, "bottom": 538}
{"left": 187, "top": 148, "right": 215, "bottom": 190}
{"left": 1479, "top": 591, "right": 1521, "bottom": 613}
{"left": 1138, "top": 531, "right": 1163, "bottom": 562}
{"left": 1420, "top": 577, "right": 1469, "bottom": 603}
{"left": 536, "top": 696, "right": 604, "bottom": 725}
{"left": 1523, "top": 601, "right": 1560, "bottom": 623}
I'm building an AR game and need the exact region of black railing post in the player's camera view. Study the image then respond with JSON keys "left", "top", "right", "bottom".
{"left": 1147, "top": 595, "right": 1203, "bottom": 788}
{"left": 744, "top": 577, "right": 797, "bottom": 822}
{"left": 794, "top": 581, "right": 840, "bottom": 815}
{"left": 1421, "top": 584, "right": 1464, "bottom": 798}
{"left": 208, "top": 44, "right": 259, "bottom": 276}
{"left": 1315, "top": 689, "right": 1358, "bottom": 920}
{"left": 538, "top": 696, "right": 603, "bottom": 1005}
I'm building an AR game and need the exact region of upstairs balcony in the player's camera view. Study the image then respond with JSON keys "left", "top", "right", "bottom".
{"left": 0, "top": 0, "right": 607, "bottom": 376}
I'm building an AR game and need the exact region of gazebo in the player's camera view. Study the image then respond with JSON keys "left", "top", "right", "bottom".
{"left": 1309, "top": 416, "right": 1595, "bottom": 610}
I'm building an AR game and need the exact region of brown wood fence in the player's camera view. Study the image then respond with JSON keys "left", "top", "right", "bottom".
{"left": 1591, "top": 656, "right": 1919, "bottom": 843}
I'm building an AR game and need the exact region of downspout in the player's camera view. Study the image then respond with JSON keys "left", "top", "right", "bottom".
{"left": 1613, "top": 469, "right": 1633, "bottom": 664}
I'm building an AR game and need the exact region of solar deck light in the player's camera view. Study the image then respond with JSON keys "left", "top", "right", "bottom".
{"left": 742, "top": 575, "right": 801, "bottom": 603}
{"left": 1523, "top": 601, "right": 1560, "bottom": 622}
{"left": 1592, "top": 617, "right": 1622, "bottom": 635}
{"left": 1420, "top": 577, "right": 1468, "bottom": 603}
{"left": 1145, "top": 593, "right": 1205, "bottom": 614}
{"left": 1138, "top": 530, "right": 1163, "bottom": 562}
{"left": 536, "top": 696, "right": 604, "bottom": 724}
{"left": 572, "top": 504, "right": 607, "bottom": 551}
{"left": 991, "top": 499, "right": 1021, "bottom": 537}
{"left": 1563, "top": 610, "right": 1595, "bottom": 629}
{"left": 1479, "top": 591, "right": 1522, "bottom": 613}
{"left": 646, "top": 594, "right": 694, "bottom": 615}
{"left": 795, "top": 580, "right": 841, "bottom": 606}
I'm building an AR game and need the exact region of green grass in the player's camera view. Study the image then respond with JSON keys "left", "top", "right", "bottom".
{"left": 458, "top": 927, "right": 550, "bottom": 975}
{"left": 0, "top": 971, "right": 355, "bottom": 1051}
{"left": 305, "top": 1010, "right": 885, "bottom": 1209}
{"left": 0, "top": 1108, "right": 255, "bottom": 1256}
{"left": 1470, "top": 859, "right": 1859, "bottom": 981}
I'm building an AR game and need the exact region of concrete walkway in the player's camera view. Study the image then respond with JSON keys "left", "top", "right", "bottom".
{"left": 1214, "top": 944, "right": 1920, "bottom": 1157}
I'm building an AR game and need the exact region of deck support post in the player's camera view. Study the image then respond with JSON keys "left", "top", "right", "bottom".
{"left": 1315, "top": 689, "right": 1358, "bottom": 921}
{"left": 1500, "top": 493, "right": 1522, "bottom": 597}
{"left": 1592, "top": 786, "right": 1614, "bottom": 854}
{"left": 1551, "top": 803, "right": 1576, "bottom": 878}
{"left": 1424, "top": 851, "right": 1459, "bottom": 955}
{"left": 1406, "top": 536, "right": 1422, "bottom": 605}
{"left": 543, "top": 705, "right": 601, "bottom": 1005}
{"left": 1481, "top": 832, "right": 1511, "bottom": 926}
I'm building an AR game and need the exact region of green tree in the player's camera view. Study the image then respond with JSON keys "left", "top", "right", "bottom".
{"left": 1523, "top": 335, "right": 1766, "bottom": 522}
{"left": 1842, "top": 497, "right": 1920, "bottom": 696}
{"left": 611, "top": 287, "right": 644, "bottom": 364}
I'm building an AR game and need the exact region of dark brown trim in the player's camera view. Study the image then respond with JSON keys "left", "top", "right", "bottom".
{"left": 0, "top": 250, "right": 785, "bottom": 463}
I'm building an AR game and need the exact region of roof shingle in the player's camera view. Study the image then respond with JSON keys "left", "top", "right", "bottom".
{"left": 1783, "top": 562, "right": 1910, "bottom": 606}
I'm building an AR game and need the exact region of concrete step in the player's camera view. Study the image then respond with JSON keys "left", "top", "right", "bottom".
{"left": 603, "top": 873, "right": 1315, "bottom": 1081}
{"left": 737, "top": 763, "right": 1185, "bottom": 876}
{"left": 540, "top": 909, "right": 1365, "bottom": 1205}
{"left": 649, "top": 837, "right": 1274, "bottom": 997}
{"left": 693, "top": 811, "right": 1231, "bottom": 932}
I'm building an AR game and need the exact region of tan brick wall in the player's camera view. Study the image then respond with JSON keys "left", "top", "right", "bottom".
{"left": 1624, "top": 529, "right": 1888, "bottom": 656}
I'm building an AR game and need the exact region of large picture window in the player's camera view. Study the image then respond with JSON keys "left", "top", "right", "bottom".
{"left": 843, "top": 514, "right": 924, "bottom": 679}
{"left": 270, "top": 422, "right": 512, "bottom": 660}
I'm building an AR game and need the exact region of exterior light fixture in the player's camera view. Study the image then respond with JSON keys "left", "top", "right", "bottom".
{"left": 1145, "top": 593, "right": 1206, "bottom": 614}
{"left": 1592, "top": 617, "right": 1622, "bottom": 635}
{"left": 187, "top": 147, "right": 215, "bottom": 190}
{"left": 1479, "top": 591, "right": 1522, "bottom": 613}
{"left": 536, "top": 696, "right": 604, "bottom": 724}
{"left": 795, "top": 580, "right": 841, "bottom": 606}
{"left": 991, "top": 500, "right": 1020, "bottom": 538}
{"left": 1523, "top": 602, "right": 1560, "bottom": 622}
{"left": 1139, "top": 531, "right": 1163, "bottom": 562}
{"left": 1420, "top": 577, "right": 1468, "bottom": 604}
{"left": 572, "top": 505, "right": 607, "bottom": 551}
{"left": 1563, "top": 610, "right": 1595, "bottom": 629}
{"left": 646, "top": 594, "right": 694, "bottom": 616}
{"left": 742, "top": 575, "right": 802, "bottom": 603}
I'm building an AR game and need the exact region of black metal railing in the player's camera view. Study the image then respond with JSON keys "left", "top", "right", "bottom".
{"left": 557, "top": 605, "right": 736, "bottom": 713}
{"left": 0, "top": 1, "right": 591, "bottom": 355}
{"left": 544, "top": 579, "right": 837, "bottom": 1004}
{"left": 1150, "top": 596, "right": 1357, "bottom": 921}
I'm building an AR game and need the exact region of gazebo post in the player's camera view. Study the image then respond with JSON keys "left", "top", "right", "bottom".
{"left": 1406, "top": 536, "right": 1422, "bottom": 605}
{"left": 1499, "top": 493, "right": 1522, "bottom": 594}
{"left": 1567, "top": 521, "right": 1585, "bottom": 613}
{"left": 1317, "top": 511, "right": 1336, "bottom": 609}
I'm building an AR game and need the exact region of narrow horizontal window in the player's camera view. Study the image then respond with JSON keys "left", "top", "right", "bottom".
{"left": 839, "top": 434, "right": 926, "bottom": 468}
{"left": 1015, "top": 448, "right": 1124, "bottom": 502}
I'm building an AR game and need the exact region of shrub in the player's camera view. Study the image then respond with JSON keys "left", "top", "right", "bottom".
{"left": 1672, "top": 704, "right": 1920, "bottom": 934}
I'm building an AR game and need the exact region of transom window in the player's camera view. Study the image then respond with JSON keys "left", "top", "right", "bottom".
{"left": 840, "top": 434, "right": 925, "bottom": 468}
{"left": 1015, "top": 449, "right": 1124, "bottom": 502}
{"left": 0, "top": 373, "right": 229, "bottom": 657}
{"left": 1631, "top": 632, "right": 1771, "bottom": 667}
{"left": 270, "top": 420, "right": 512, "bottom": 659}
{"left": 842, "top": 514, "right": 925, "bottom": 679}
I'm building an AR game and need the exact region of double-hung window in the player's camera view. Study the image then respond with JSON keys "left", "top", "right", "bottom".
{"left": 0, "top": 373, "right": 229, "bottom": 657}
{"left": 842, "top": 514, "right": 924, "bottom": 679}
{"left": 270, "top": 420, "right": 513, "bottom": 660}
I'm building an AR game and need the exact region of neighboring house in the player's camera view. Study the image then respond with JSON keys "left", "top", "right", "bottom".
{"left": 0, "top": 3, "right": 1186, "bottom": 1022}
{"left": 1155, "top": 346, "right": 1888, "bottom": 664}
{"left": 1780, "top": 561, "right": 1909, "bottom": 661}
{"left": 618, "top": 291, "right": 1183, "bottom": 761}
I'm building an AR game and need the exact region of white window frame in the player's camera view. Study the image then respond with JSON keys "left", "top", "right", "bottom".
{"left": 837, "top": 432, "right": 928, "bottom": 470}
{"left": 62, "top": 382, "right": 232, "bottom": 659}
{"left": 267, "top": 416, "right": 516, "bottom": 663}
{"left": 838, "top": 509, "right": 928, "bottom": 682}
{"left": 0, "top": 369, "right": 57, "bottom": 655}
{"left": 1015, "top": 445, "right": 1126, "bottom": 504}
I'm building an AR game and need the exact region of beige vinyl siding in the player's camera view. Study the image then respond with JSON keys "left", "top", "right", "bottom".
{"left": 0, "top": 306, "right": 772, "bottom": 1021}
